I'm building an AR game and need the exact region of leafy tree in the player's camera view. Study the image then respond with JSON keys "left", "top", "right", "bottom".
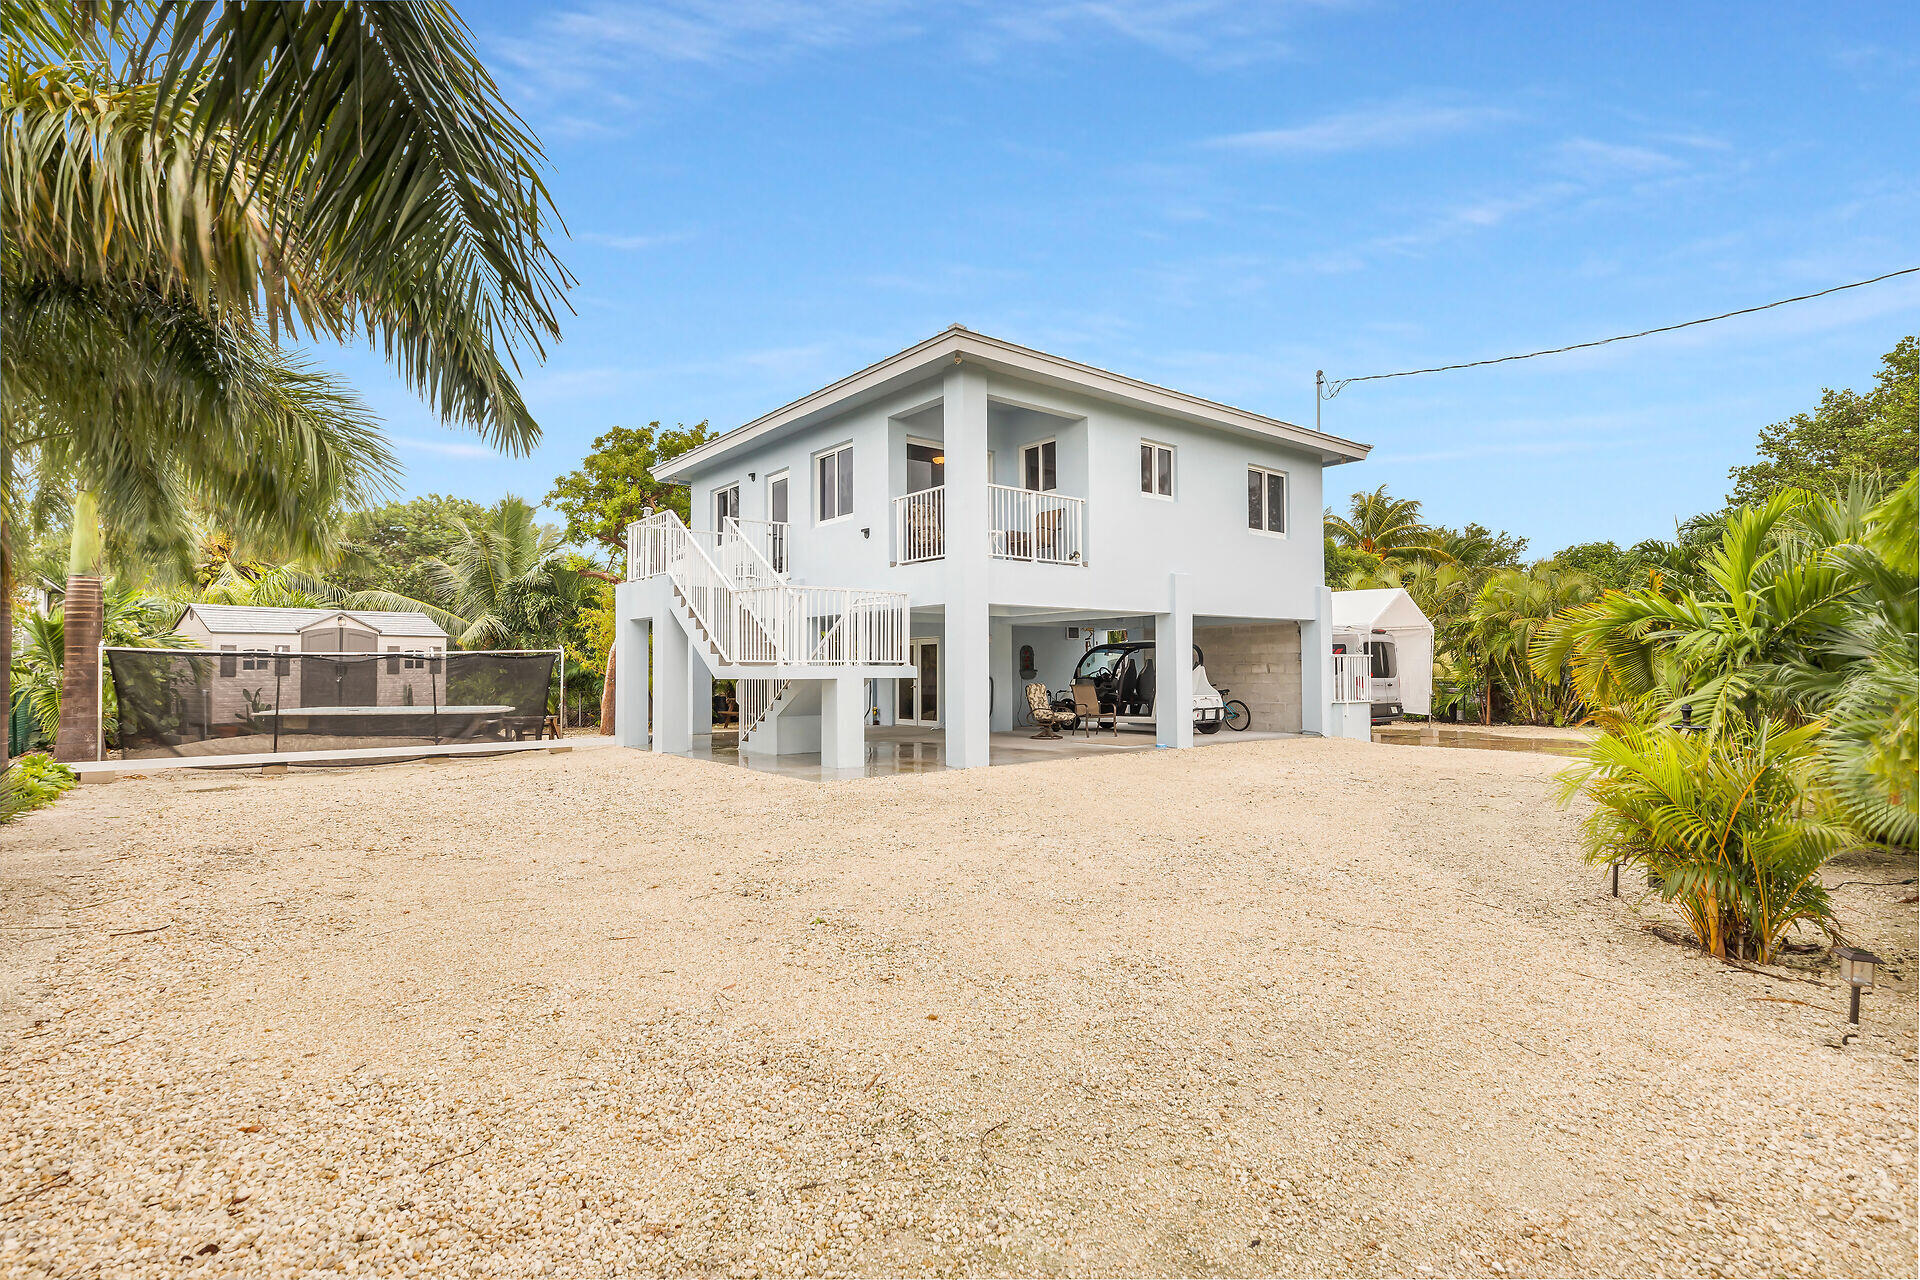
{"left": 1324, "top": 486, "right": 1453, "bottom": 565}
{"left": 1727, "top": 336, "right": 1917, "bottom": 505}
{"left": 1547, "top": 541, "right": 1638, "bottom": 590}
{"left": 545, "top": 422, "right": 713, "bottom": 559}
{"left": 332, "top": 496, "right": 490, "bottom": 600}
{"left": 1323, "top": 538, "right": 1381, "bottom": 587}
{"left": 1433, "top": 523, "right": 1527, "bottom": 572}
{"left": 545, "top": 422, "right": 712, "bottom": 730}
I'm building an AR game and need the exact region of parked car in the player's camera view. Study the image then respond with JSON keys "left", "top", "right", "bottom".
{"left": 1069, "top": 642, "right": 1227, "bottom": 733}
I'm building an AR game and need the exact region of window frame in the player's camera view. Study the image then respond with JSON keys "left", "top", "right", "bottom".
{"left": 1020, "top": 438, "right": 1058, "bottom": 493}
{"left": 1139, "top": 439, "right": 1176, "bottom": 500}
{"left": 1246, "top": 464, "right": 1289, "bottom": 538}
{"left": 713, "top": 482, "right": 741, "bottom": 531}
{"left": 813, "top": 441, "right": 855, "bottom": 525}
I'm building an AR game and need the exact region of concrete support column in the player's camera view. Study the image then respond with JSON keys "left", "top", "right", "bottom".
{"left": 651, "top": 594, "right": 691, "bottom": 755}
{"left": 1300, "top": 585, "right": 1333, "bottom": 736}
{"left": 1155, "top": 572, "right": 1194, "bottom": 749}
{"left": 943, "top": 363, "right": 992, "bottom": 769}
{"left": 688, "top": 644, "right": 713, "bottom": 742}
{"left": 989, "top": 615, "right": 1015, "bottom": 734}
{"left": 612, "top": 581, "right": 650, "bottom": 750}
{"left": 820, "top": 675, "right": 868, "bottom": 770}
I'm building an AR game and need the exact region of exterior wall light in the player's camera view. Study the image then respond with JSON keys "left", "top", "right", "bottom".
{"left": 1834, "top": 946, "right": 1885, "bottom": 1025}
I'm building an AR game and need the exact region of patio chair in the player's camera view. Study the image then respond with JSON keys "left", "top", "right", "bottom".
{"left": 1025, "top": 681, "right": 1075, "bottom": 740}
{"left": 1072, "top": 680, "right": 1116, "bottom": 737}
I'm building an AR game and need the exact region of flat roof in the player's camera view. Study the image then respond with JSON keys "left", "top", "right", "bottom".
{"left": 656, "top": 327, "right": 1370, "bottom": 480}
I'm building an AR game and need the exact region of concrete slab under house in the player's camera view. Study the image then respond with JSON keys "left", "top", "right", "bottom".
{"left": 613, "top": 327, "right": 1380, "bottom": 775}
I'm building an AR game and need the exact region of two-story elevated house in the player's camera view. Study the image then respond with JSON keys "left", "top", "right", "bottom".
{"left": 613, "top": 327, "right": 1371, "bottom": 770}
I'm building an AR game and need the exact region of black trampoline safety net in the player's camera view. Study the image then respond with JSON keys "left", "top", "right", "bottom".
{"left": 106, "top": 649, "right": 559, "bottom": 759}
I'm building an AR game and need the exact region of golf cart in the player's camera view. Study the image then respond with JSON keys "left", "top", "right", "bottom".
{"left": 1065, "top": 641, "right": 1228, "bottom": 733}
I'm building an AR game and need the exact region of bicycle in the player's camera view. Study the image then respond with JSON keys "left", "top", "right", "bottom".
{"left": 1213, "top": 686, "right": 1252, "bottom": 732}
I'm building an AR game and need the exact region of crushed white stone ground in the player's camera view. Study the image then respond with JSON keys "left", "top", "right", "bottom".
{"left": 2, "top": 736, "right": 1914, "bottom": 1278}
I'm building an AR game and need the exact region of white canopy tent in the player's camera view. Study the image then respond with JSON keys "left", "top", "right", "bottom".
{"left": 1331, "top": 588, "right": 1433, "bottom": 717}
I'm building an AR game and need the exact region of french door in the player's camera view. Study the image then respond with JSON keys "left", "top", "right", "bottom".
{"left": 766, "top": 472, "right": 789, "bottom": 572}
{"left": 895, "top": 638, "right": 939, "bottom": 725}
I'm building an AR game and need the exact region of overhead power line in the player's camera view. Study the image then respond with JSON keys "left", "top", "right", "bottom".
{"left": 1316, "top": 265, "right": 1920, "bottom": 415}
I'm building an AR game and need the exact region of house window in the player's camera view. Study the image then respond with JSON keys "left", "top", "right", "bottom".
{"left": 714, "top": 483, "right": 740, "bottom": 529}
{"left": 905, "top": 441, "right": 944, "bottom": 494}
{"left": 1140, "top": 441, "right": 1174, "bottom": 498}
{"left": 1247, "top": 465, "right": 1287, "bottom": 536}
{"left": 240, "top": 650, "right": 269, "bottom": 672}
{"left": 1022, "top": 439, "right": 1056, "bottom": 492}
{"left": 816, "top": 444, "right": 854, "bottom": 522}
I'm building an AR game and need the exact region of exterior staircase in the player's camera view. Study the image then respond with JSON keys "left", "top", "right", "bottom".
{"left": 627, "top": 511, "right": 908, "bottom": 746}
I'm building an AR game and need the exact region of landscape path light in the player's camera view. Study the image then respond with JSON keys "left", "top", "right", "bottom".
{"left": 1833, "top": 946, "right": 1885, "bottom": 1026}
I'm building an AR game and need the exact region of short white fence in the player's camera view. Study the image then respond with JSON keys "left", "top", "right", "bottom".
{"left": 1332, "top": 651, "right": 1372, "bottom": 704}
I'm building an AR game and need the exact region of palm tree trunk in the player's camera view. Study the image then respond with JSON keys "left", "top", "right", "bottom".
{"left": 55, "top": 490, "right": 104, "bottom": 764}
{"left": 598, "top": 643, "right": 615, "bottom": 734}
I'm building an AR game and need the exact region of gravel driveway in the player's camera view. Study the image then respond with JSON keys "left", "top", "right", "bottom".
{"left": 3, "top": 737, "right": 1914, "bottom": 1277}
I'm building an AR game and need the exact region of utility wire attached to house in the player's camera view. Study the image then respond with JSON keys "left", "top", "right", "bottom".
{"left": 1313, "top": 265, "right": 1920, "bottom": 430}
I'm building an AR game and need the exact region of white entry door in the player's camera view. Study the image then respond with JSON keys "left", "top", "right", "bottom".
{"left": 896, "top": 638, "right": 940, "bottom": 725}
{"left": 766, "top": 472, "right": 789, "bottom": 572}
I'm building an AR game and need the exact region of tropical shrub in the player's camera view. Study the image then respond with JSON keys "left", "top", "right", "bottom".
{"left": 1537, "top": 478, "right": 1918, "bottom": 848}
{"left": 1559, "top": 718, "right": 1848, "bottom": 962}
{"left": 1, "top": 752, "right": 77, "bottom": 824}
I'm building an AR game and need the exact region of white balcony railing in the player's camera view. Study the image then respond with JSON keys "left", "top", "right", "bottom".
{"left": 889, "top": 484, "right": 1085, "bottom": 566}
{"left": 894, "top": 485, "right": 945, "bottom": 564}
{"left": 989, "top": 484, "right": 1084, "bottom": 565}
{"left": 1332, "top": 651, "right": 1371, "bottom": 704}
{"left": 627, "top": 512, "right": 907, "bottom": 668}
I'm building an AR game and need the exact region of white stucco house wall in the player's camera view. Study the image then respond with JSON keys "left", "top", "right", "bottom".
{"left": 614, "top": 327, "right": 1372, "bottom": 769}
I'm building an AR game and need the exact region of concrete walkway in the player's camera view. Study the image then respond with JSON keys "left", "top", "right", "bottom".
{"left": 669, "top": 723, "right": 1299, "bottom": 779}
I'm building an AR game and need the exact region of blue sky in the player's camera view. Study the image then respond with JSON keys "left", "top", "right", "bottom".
{"left": 318, "top": 0, "right": 1919, "bottom": 556}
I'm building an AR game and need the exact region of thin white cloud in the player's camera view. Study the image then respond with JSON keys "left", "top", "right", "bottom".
{"left": 1550, "top": 137, "right": 1687, "bottom": 180}
{"left": 1205, "top": 96, "right": 1509, "bottom": 156}
{"left": 491, "top": 1, "right": 1344, "bottom": 123}
{"left": 396, "top": 436, "right": 502, "bottom": 460}
{"left": 579, "top": 230, "right": 697, "bottom": 251}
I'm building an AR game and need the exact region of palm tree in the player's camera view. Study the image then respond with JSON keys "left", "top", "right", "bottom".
{"left": 1324, "top": 486, "right": 1454, "bottom": 565}
{"left": 11, "top": 579, "right": 188, "bottom": 748}
{"left": 1536, "top": 480, "right": 1916, "bottom": 850}
{"left": 1559, "top": 716, "right": 1846, "bottom": 962}
{"left": 5, "top": 283, "right": 391, "bottom": 760}
{"left": 1463, "top": 567, "right": 1599, "bottom": 725}
{"left": 424, "top": 498, "right": 576, "bottom": 649}
{"left": 5, "top": 3, "right": 569, "bottom": 760}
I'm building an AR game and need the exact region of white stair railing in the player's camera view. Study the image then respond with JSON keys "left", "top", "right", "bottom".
{"left": 629, "top": 512, "right": 907, "bottom": 669}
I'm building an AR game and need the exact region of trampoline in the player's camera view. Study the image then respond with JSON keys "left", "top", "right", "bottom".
{"left": 106, "top": 648, "right": 559, "bottom": 760}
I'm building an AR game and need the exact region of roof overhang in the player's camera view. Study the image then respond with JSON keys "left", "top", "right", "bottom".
{"left": 655, "top": 327, "right": 1371, "bottom": 481}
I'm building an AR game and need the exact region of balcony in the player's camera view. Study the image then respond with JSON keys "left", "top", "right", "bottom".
{"left": 891, "top": 484, "right": 1086, "bottom": 566}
